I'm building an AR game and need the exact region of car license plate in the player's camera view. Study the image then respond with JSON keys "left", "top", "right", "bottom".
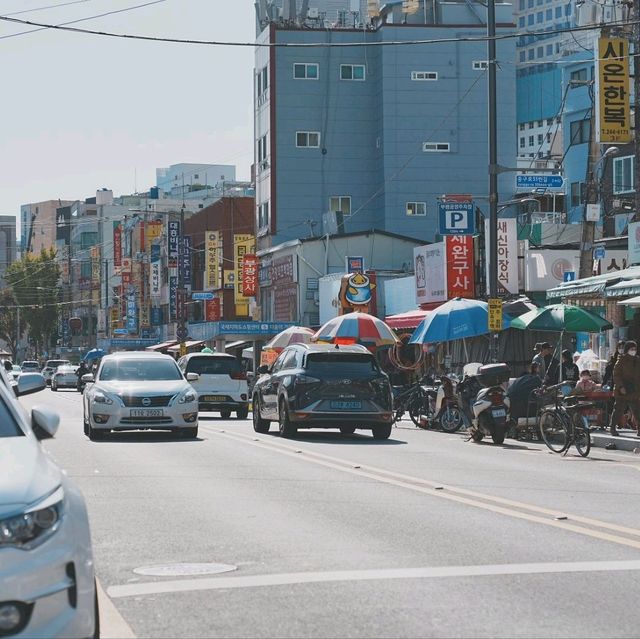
{"left": 330, "top": 401, "right": 362, "bottom": 410}
{"left": 130, "top": 409, "right": 163, "bottom": 417}
{"left": 202, "top": 395, "right": 226, "bottom": 402}
{"left": 492, "top": 408, "right": 506, "bottom": 418}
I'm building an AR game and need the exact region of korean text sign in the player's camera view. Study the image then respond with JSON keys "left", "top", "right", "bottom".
{"left": 446, "top": 235, "right": 475, "bottom": 298}
{"left": 242, "top": 254, "right": 259, "bottom": 297}
{"left": 205, "top": 231, "right": 221, "bottom": 290}
{"left": 485, "top": 219, "right": 518, "bottom": 295}
{"left": 167, "top": 220, "right": 180, "bottom": 264}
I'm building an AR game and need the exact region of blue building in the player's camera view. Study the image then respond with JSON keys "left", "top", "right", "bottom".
{"left": 254, "top": 1, "right": 516, "bottom": 248}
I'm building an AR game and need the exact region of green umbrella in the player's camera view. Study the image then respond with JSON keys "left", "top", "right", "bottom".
{"left": 510, "top": 303, "right": 612, "bottom": 333}
{"left": 201, "top": 346, "right": 214, "bottom": 354}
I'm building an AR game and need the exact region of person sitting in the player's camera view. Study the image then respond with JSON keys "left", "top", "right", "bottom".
{"left": 572, "top": 369, "right": 600, "bottom": 394}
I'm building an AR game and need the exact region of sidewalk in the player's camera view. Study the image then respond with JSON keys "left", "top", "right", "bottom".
{"left": 590, "top": 427, "right": 640, "bottom": 452}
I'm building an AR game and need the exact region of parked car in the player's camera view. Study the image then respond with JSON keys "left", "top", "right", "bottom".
{"left": 177, "top": 353, "right": 249, "bottom": 419}
{"left": 51, "top": 364, "right": 79, "bottom": 391}
{"left": 42, "top": 360, "right": 70, "bottom": 386}
{"left": 252, "top": 343, "right": 394, "bottom": 439}
{"left": 11, "top": 364, "right": 22, "bottom": 380}
{"left": 20, "top": 360, "right": 41, "bottom": 373}
{"left": 0, "top": 363, "right": 99, "bottom": 638}
{"left": 83, "top": 351, "right": 200, "bottom": 440}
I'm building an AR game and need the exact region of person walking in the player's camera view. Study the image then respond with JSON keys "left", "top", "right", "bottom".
{"left": 560, "top": 349, "right": 580, "bottom": 383}
{"left": 603, "top": 340, "right": 625, "bottom": 388}
{"left": 610, "top": 340, "right": 640, "bottom": 437}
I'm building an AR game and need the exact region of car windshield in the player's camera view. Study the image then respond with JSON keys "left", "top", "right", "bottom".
{"left": 99, "top": 359, "right": 183, "bottom": 382}
{"left": 0, "top": 396, "right": 24, "bottom": 438}
{"left": 46, "top": 360, "right": 68, "bottom": 368}
{"left": 22, "top": 362, "right": 38, "bottom": 368}
{"left": 186, "top": 357, "right": 241, "bottom": 375}
{"left": 57, "top": 366, "right": 77, "bottom": 373}
{"left": 305, "top": 354, "right": 379, "bottom": 378}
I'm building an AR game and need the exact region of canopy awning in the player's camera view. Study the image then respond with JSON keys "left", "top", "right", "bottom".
{"left": 167, "top": 340, "right": 205, "bottom": 353}
{"left": 618, "top": 295, "right": 640, "bottom": 307}
{"left": 145, "top": 340, "right": 177, "bottom": 352}
{"left": 605, "top": 278, "right": 640, "bottom": 298}
{"left": 225, "top": 340, "right": 251, "bottom": 351}
{"left": 385, "top": 309, "right": 430, "bottom": 330}
{"left": 547, "top": 265, "right": 640, "bottom": 300}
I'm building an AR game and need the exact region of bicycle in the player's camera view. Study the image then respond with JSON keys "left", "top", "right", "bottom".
{"left": 392, "top": 377, "right": 436, "bottom": 427}
{"left": 536, "top": 383, "right": 592, "bottom": 457}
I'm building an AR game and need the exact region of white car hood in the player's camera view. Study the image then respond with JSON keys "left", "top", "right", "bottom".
{"left": 97, "top": 380, "right": 190, "bottom": 396}
{"left": 0, "top": 436, "right": 61, "bottom": 517}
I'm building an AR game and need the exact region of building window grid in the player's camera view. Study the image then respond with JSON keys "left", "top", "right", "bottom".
{"left": 295, "top": 131, "right": 321, "bottom": 148}
{"left": 330, "top": 196, "right": 351, "bottom": 217}
{"left": 423, "top": 142, "right": 450, "bottom": 152}
{"left": 472, "top": 61, "right": 489, "bottom": 70}
{"left": 406, "top": 202, "right": 427, "bottom": 216}
{"left": 340, "top": 64, "right": 366, "bottom": 81}
{"left": 293, "top": 63, "right": 319, "bottom": 80}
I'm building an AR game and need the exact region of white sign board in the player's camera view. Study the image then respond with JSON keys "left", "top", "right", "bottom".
{"left": 628, "top": 222, "right": 640, "bottom": 265}
{"left": 318, "top": 273, "right": 345, "bottom": 325}
{"left": 414, "top": 243, "right": 446, "bottom": 305}
{"left": 485, "top": 219, "right": 519, "bottom": 295}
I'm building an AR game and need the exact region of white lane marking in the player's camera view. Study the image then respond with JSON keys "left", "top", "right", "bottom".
{"left": 108, "top": 559, "right": 640, "bottom": 599}
{"left": 97, "top": 579, "right": 136, "bottom": 638}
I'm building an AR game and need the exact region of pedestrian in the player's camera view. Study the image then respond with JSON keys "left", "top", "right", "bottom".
{"left": 532, "top": 342, "right": 559, "bottom": 384}
{"left": 610, "top": 340, "right": 640, "bottom": 437}
{"left": 602, "top": 340, "right": 625, "bottom": 389}
{"left": 573, "top": 369, "right": 599, "bottom": 394}
{"left": 560, "top": 349, "right": 580, "bottom": 383}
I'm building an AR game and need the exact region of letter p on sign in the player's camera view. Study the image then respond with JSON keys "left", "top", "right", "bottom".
{"left": 438, "top": 201, "right": 475, "bottom": 235}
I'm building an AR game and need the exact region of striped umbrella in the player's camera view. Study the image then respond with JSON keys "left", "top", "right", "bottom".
{"left": 312, "top": 312, "right": 400, "bottom": 347}
{"left": 264, "top": 326, "right": 315, "bottom": 351}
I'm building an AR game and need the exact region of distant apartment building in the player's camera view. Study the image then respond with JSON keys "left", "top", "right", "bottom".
{"left": 156, "top": 163, "right": 237, "bottom": 197}
{"left": 257, "top": 1, "right": 369, "bottom": 34}
{"left": 21, "top": 200, "right": 75, "bottom": 254}
{"left": 0, "top": 216, "right": 16, "bottom": 286}
{"left": 254, "top": 0, "right": 516, "bottom": 248}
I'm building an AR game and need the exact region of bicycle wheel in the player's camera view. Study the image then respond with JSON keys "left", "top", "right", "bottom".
{"left": 573, "top": 414, "right": 591, "bottom": 458}
{"left": 408, "top": 390, "right": 429, "bottom": 427}
{"left": 439, "top": 405, "right": 467, "bottom": 433}
{"left": 538, "top": 409, "right": 569, "bottom": 453}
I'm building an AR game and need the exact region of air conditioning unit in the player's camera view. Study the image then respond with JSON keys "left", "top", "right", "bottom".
{"left": 308, "top": 7, "right": 319, "bottom": 18}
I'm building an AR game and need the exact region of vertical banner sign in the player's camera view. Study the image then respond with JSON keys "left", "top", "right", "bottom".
{"left": 113, "top": 222, "right": 122, "bottom": 268}
{"left": 121, "top": 257, "right": 132, "bottom": 287}
{"left": 150, "top": 244, "right": 161, "bottom": 298}
{"left": 488, "top": 298, "right": 503, "bottom": 332}
{"left": 242, "top": 254, "right": 259, "bottom": 297}
{"left": 110, "top": 307, "right": 119, "bottom": 329}
{"left": 485, "top": 219, "right": 518, "bottom": 295}
{"left": 139, "top": 304, "right": 150, "bottom": 328}
{"left": 146, "top": 221, "right": 163, "bottom": 244}
{"left": 445, "top": 235, "right": 475, "bottom": 298}
{"left": 234, "top": 235, "right": 255, "bottom": 309}
{"left": 205, "top": 298, "right": 221, "bottom": 321}
{"left": 126, "top": 293, "right": 138, "bottom": 334}
{"left": 167, "top": 220, "right": 180, "bottom": 267}
{"left": 150, "top": 306, "right": 162, "bottom": 326}
{"left": 414, "top": 243, "right": 446, "bottom": 305}
{"left": 181, "top": 236, "right": 192, "bottom": 290}
{"left": 595, "top": 37, "right": 631, "bottom": 143}
{"left": 205, "top": 231, "right": 221, "bottom": 290}
{"left": 139, "top": 221, "right": 146, "bottom": 253}
{"left": 169, "top": 276, "right": 178, "bottom": 321}
{"left": 176, "top": 290, "right": 185, "bottom": 322}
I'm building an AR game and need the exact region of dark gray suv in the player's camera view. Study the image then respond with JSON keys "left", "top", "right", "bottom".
{"left": 252, "top": 343, "right": 393, "bottom": 439}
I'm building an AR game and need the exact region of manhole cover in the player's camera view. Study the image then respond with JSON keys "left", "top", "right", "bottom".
{"left": 133, "top": 562, "right": 237, "bottom": 577}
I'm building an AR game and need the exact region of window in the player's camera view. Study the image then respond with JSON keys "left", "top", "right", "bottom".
{"left": 528, "top": 49, "right": 535, "bottom": 60}
{"left": 570, "top": 182, "right": 585, "bottom": 207}
{"left": 411, "top": 71, "right": 438, "bottom": 80}
{"left": 613, "top": 156, "right": 635, "bottom": 194}
{"left": 472, "top": 61, "right": 488, "bottom": 70}
{"left": 546, "top": 8, "right": 552, "bottom": 19}
{"left": 520, "top": 137, "right": 526, "bottom": 148}
{"left": 519, "top": 51, "right": 526, "bottom": 62}
{"left": 518, "top": 16, "right": 525, "bottom": 27}
{"left": 570, "top": 68, "right": 587, "bottom": 84}
{"left": 293, "top": 63, "right": 319, "bottom": 80}
{"left": 330, "top": 196, "right": 351, "bottom": 217}
{"left": 528, "top": 122, "right": 534, "bottom": 129}
{"left": 185, "top": 356, "right": 241, "bottom": 376}
{"left": 569, "top": 119, "right": 590, "bottom": 145}
{"left": 519, "top": 123, "right": 525, "bottom": 131}
{"left": 546, "top": 118, "right": 553, "bottom": 125}
{"left": 80, "top": 231, "right": 98, "bottom": 249}
{"left": 406, "top": 202, "right": 426, "bottom": 216}
{"left": 305, "top": 353, "right": 379, "bottom": 378}
{"left": 528, "top": 13, "right": 534, "bottom": 24}
{"left": 528, "top": 0, "right": 534, "bottom": 7}
{"left": 257, "top": 134, "right": 268, "bottom": 165}
{"left": 565, "top": 2, "right": 571, "bottom": 14}
{"left": 546, "top": 132, "right": 552, "bottom": 142}
{"left": 528, "top": 135, "right": 534, "bottom": 146}
{"left": 555, "top": 6, "right": 562, "bottom": 17}
{"left": 258, "top": 201, "right": 270, "bottom": 229}
{"left": 536, "top": 11, "right": 543, "bottom": 21}
{"left": 423, "top": 142, "right": 450, "bottom": 152}
{"left": 538, "top": 134, "right": 544, "bottom": 144}
{"left": 296, "top": 131, "right": 320, "bottom": 148}
{"left": 341, "top": 64, "right": 366, "bottom": 80}
{"left": 256, "top": 66, "right": 268, "bottom": 95}
{"left": 519, "top": 0, "right": 525, "bottom": 8}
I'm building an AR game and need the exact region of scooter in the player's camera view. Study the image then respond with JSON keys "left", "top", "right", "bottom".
{"left": 434, "top": 373, "right": 469, "bottom": 432}
{"left": 468, "top": 364, "right": 511, "bottom": 445}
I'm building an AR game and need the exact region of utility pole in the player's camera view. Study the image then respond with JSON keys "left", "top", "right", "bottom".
{"left": 177, "top": 173, "right": 188, "bottom": 357}
{"left": 634, "top": 0, "right": 640, "bottom": 221}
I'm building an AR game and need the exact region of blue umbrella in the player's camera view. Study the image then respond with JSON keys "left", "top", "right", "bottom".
{"left": 84, "top": 348, "right": 106, "bottom": 361}
{"left": 409, "top": 298, "right": 511, "bottom": 344}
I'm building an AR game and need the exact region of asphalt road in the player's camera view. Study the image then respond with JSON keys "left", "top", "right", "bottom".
{"left": 20, "top": 387, "right": 640, "bottom": 639}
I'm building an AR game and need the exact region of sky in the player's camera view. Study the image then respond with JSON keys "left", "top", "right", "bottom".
{"left": 0, "top": 0, "right": 256, "bottom": 232}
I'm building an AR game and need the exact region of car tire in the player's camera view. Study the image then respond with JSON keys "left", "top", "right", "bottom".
{"left": 340, "top": 426, "right": 356, "bottom": 435}
{"left": 220, "top": 410, "right": 231, "bottom": 420}
{"left": 181, "top": 427, "right": 198, "bottom": 439}
{"left": 371, "top": 424, "right": 392, "bottom": 440}
{"left": 88, "top": 423, "right": 105, "bottom": 441}
{"left": 278, "top": 401, "right": 297, "bottom": 438}
{"left": 252, "top": 398, "right": 270, "bottom": 433}
{"left": 236, "top": 407, "right": 249, "bottom": 420}
{"left": 83, "top": 413, "right": 89, "bottom": 436}
{"left": 91, "top": 578, "right": 100, "bottom": 639}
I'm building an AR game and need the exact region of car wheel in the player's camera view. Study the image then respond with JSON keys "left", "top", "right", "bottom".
{"left": 220, "top": 410, "right": 231, "bottom": 420}
{"left": 181, "top": 427, "right": 198, "bottom": 439}
{"left": 83, "top": 413, "right": 89, "bottom": 436}
{"left": 278, "top": 401, "right": 297, "bottom": 438}
{"left": 88, "top": 422, "right": 106, "bottom": 441}
{"left": 371, "top": 424, "right": 392, "bottom": 440}
{"left": 236, "top": 407, "right": 249, "bottom": 420}
{"left": 252, "top": 398, "right": 270, "bottom": 433}
{"left": 340, "top": 426, "right": 356, "bottom": 435}
{"left": 91, "top": 579, "right": 100, "bottom": 639}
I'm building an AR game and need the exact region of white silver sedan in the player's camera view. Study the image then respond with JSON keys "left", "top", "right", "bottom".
{"left": 82, "top": 351, "right": 199, "bottom": 440}
{"left": 51, "top": 365, "right": 79, "bottom": 391}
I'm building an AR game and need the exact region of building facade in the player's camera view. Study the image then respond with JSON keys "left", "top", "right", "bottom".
{"left": 21, "top": 200, "right": 75, "bottom": 255}
{"left": 0, "top": 216, "right": 17, "bottom": 287}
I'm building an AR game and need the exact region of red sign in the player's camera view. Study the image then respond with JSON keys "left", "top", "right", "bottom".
{"left": 242, "top": 254, "right": 259, "bottom": 297}
{"left": 121, "top": 257, "right": 132, "bottom": 287}
{"left": 205, "top": 298, "right": 221, "bottom": 321}
{"left": 446, "top": 235, "right": 475, "bottom": 298}
{"left": 113, "top": 223, "right": 122, "bottom": 268}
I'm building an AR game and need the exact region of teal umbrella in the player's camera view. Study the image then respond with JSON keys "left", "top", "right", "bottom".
{"left": 510, "top": 303, "right": 612, "bottom": 333}
{"left": 201, "top": 346, "right": 214, "bottom": 354}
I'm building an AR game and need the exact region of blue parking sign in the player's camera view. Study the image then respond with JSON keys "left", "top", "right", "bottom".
{"left": 438, "top": 202, "right": 475, "bottom": 235}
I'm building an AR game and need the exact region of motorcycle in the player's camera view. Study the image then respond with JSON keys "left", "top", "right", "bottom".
{"left": 432, "top": 373, "right": 469, "bottom": 432}
{"left": 468, "top": 363, "right": 511, "bottom": 445}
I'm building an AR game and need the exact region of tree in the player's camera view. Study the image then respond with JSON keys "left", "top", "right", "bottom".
{"left": 5, "top": 249, "right": 60, "bottom": 357}
{"left": 0, "top": 289, "right": 24, "bottom": 360}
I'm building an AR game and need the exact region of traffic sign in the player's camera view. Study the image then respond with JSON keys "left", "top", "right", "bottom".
{"left": 593, "top": 246, "right": 606, "bottom": 260}
{"left": 438, "top": 201, "right": 475, "bottom": 235}
{"left": 192, "top": 291, "right": 215, "bottom": 301}
{"left": 176, "top": 325, "right": 188, "bottom": 342}
{"left": 563, "top": 271, "right": 576, "bottom": 282}
{"left": 516, "top": 174, "right": 564, "bottom": 190}
{"left": 488, "top": 298, "right": 503, "bottom": 332}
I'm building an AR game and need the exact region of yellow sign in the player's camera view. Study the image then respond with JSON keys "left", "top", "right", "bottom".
{"left": 596, "top": 37, "right": 631, "bottom": 143}
{"left": 146, "top": 221, "right": 163, "bottom": 243}
{"left": 110, "top": 307, "right": 120, "bottom": 327}
{"left": 180, "top": 343, "right": 187, "bottom": 358}
{"left": 488, "top": 298, "right": 503, "bottom": 332}
{"left": 205, "top": 231, "right": 221, "bottom": 290}
{"left": 139, "top": 304, "right": 150, "bottom": 327}
{"left": 234, "top": 234, "right": 255, "bottom": 305}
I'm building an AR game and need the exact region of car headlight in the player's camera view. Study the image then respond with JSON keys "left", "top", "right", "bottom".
{"left": 177, "top": 389, "right": 197, "bottom": 405}
{"left": 0, "top": 486, "right": 64, "bottom": 549}
{"left": 93, "top": 391, "right": 113, "bottom": 405}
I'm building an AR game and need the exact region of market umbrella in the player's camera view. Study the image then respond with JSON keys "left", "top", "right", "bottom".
{"left": 264, "top": 326, "right": 315, "bottom": 351}
{"left": 201, "top": 346, "right": 214, "bottom": 354}
{"left": 84, "top": 348, "right": 106, "bottom": 361}
{"left": 509, "top": 304, "right": 612, "bottom": 333}
{"left": 409, "top": 298, "right": 510, "bottom": 344}
{"left": 312, "top": 312, "right": 399, "bottom": 347}
{"left": 502, "top": 296, "right": 538, "bottom": 318}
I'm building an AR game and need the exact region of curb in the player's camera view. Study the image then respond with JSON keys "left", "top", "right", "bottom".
{"left": 591, "top": 430, "right": 640, "bottom": 452}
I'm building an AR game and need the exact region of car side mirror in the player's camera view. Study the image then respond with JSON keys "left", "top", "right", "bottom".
{"left": 16, "top": 373, "right": 46, "bottom": 397}
{"left": 81, "top": 373, "right": 94, "bottom": 383}
{"left": 257, "top": 365, "right": 270, "bottom": 375}
{"left": 31, "top": 406, "right": 60, "bottom": 440}
{"left": 186, "top": 372, "right": 199, "bottom": 382}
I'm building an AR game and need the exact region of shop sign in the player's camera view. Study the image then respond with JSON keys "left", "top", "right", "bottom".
{"left": 113, "top": 222, "right": 122, "bottom": 268}
{"left": 628, "top": 221, "right": 640, "bottom": 265}
{"left": 242, "top": 254, "right": 259, "bottom": 297}
{"left": 167, "top": 220, "right": 180, "bottom": 265}
{"left": 146, "top": 221, "right": 163, "bottom": 243}
{"left": 181, "top": 236, "right": 191, "bottom": 289}
{"left": 169, "top": 276, "right": 178, "bottom": 321}
{"left": 414, "top": 243, "right": 446, "bottom": 305}
{"left": 271, "top": 255, "right": 296, "bottom": 284}
{"left": 485, "top": 219, "right": 518, "bottom": 296}
{"left": 205, "top": 297, "right": 221, "bottom": 322}
{"left": 445, "top": 235, "right": 475, "bottom": 298}
{"left": 150, "top": 244, "right": 161, "bottom": 298}
{"left": 234, "top": 235, "right": 255, "bottom": 305}
{"left": 274, "top": 283, "right": 298, "bottom": 322}
{"left": 121, "top": 257, "right": 132, "bottom": 286}
{"left": 205, "top": 231, "right": 221, "bottom": 290}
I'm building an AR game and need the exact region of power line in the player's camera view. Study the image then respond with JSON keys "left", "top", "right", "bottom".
{"left": 0, "top": 13, "right": 637, "bottom": 48}
{"left": 4, "top": 0, "right": 95, "bottom": 17}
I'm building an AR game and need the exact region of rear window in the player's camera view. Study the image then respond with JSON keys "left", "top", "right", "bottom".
{"left": 305, "top": 354, "right": 379, "bottom": 378}
{"left": 47, "top": 360, "right": 68, "bottom": 368}
{"left": 186, "top": 357, "right": 241, "bottom": 375}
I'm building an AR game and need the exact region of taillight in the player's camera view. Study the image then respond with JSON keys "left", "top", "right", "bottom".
{"left": 489, "top": 392, "right": 504, "bottom": 406}
{"left": 230, "top": 371, "right": 247, "bottom": 380}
